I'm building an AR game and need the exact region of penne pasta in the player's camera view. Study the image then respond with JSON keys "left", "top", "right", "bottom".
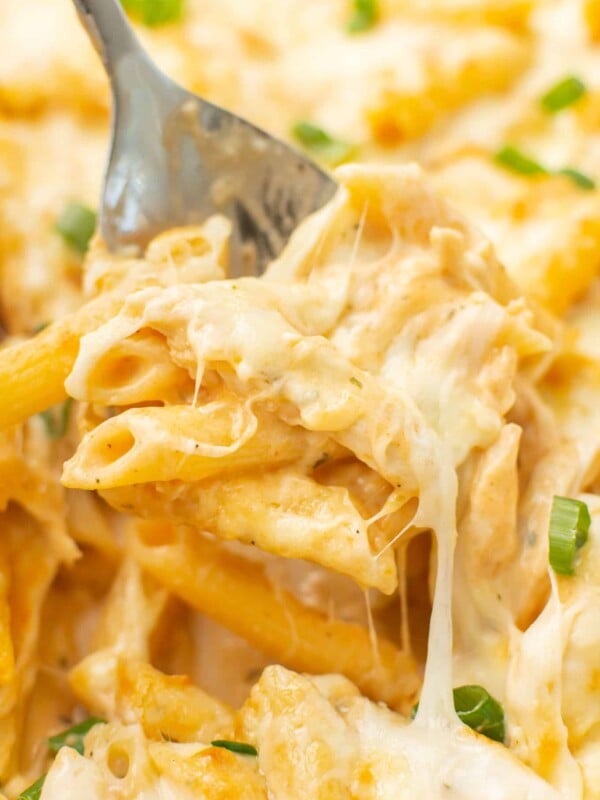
{"left": 115, "top": 659, "right": 234, "bottom": 743}
{"left": 62, "top": 402, "right": 334, "bottom": 489}
{"left": 0, "top": 548, "right": 14, "bottom": 688}
{"left": 0, "top": 293, "right": 121, "bottom": 431}
{"left": 130, "top": 522, "right": 420, "bottom": 712}
{"left": 103, "top": 469, "right": 398, "bottom": 593}
{"left": 76, "top": 328, "right": 194, "bottom": 406}
{"left": 5, "top": 5, "right": 600, "bottom": 792}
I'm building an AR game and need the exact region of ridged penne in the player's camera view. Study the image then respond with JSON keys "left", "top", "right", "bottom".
{"left": 130, "top": 522, "right": 420, "bottom": 712}
{"left": 103, "top": 468, "right": 398, "bottom": 593}
{"left": 0, "top": 292, "right": 121, "bottom": 431}
{"left": 62, "top": 402, "right": 332, "bottom": 489}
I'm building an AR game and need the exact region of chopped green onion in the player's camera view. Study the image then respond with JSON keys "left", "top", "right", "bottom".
{"left": 412, "top": 685, "right": 505, "bottom": 743}
{"left": 556, "top": 168, "right": 596, "bottom": 190}
{"left": 548, "top": 495, "right": 591, "bottom": 575}
{"left": 211, "top": 740, "right": 258, "bottom": 756}
{"left": 120, "top": 0, "right": 184, "bottom": 26}
{"left": 541, "top": 76, "right": 586, "bottom": 114}
{"left": 495, "top": 146, "right": 547, "bottom": 177}
{"left": 55, "top": 202, "right": 96, "bottom": 254}
{"left": 17, "top": 775, "right": 46, "bottom": 800}
{"left": 38, "top": 398, "right": 73, "bottom": 440}
{"left": 494, "top": 148, "right": 595, "bottom": 191}
{"left": 47, "top": 717, "right": 106, "bottom": 756}
{"left": 347, "top": 0, "right": 379, "bottom": 33}
{"left": 453, "top": 685, "right": 505, "bottom": 743}
{"left": 350, "top": 377, "right": 363, "bottom": 388}
{"left": 292, "top": 122, "right": 356, "bottom": 166}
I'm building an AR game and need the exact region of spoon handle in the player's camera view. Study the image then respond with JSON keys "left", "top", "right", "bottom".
{"left": 72, "top": 0, "right": 141, "bottom": 77}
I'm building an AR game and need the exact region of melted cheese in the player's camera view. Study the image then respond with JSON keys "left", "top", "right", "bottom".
{"left": 3, "top": 0, "right": 600, "bottom": 796}
{"left": 57, "top": 165, "right": 566, "bottom": 797}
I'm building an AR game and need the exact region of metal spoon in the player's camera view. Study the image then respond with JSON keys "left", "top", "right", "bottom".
{"left": 72, "top": 0, "right": 338, "bottom": 276}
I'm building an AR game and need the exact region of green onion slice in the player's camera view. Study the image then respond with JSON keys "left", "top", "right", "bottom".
{"left": 548, "top": 495, "right": 591, "bottom": 575}
{"left": 17, "top": 775, "right": 46, "bottom": 800}
{"left": 121, "top": 0, "right": 184, "bottom": 26}
{"left": 495, "top": 148, "right": 595, "bottom": 191}
{"left": 541, "top": 76, "right": 586, "bottom": 114}
{"left": 292, "top": 122, "right": 355, "bottom": 166}
{"left": 347, "top": 0, "right": 379, "bottom": 33}
{"left": 495, "top": 146, "right": 547, "bottom": 176}
{"left": 55, "top": 202, "right": 96, "bottom": 254}
{"left": 38, "top": 398, "right": 73, "bottom": 440}
{"left": 453, "top": 685, "right": 505, "bottom": 743}
{"left": 556, "top": 168, "right": 596, "bottom": 190}
{"left": 47, "top": 716, "right": 106, "bottom": 756}
{"left": 211, "top": 740, "right": 258, "bottom": 756}
{"left": 412, "top": 685, "right": 505, "bottom": 743}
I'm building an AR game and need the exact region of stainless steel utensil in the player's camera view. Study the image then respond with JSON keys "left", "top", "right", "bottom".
{"left": 73, "top": 0, "right": 338, "bottom": 275}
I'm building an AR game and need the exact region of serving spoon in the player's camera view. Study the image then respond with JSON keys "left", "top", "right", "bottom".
{"left": 72, "top": 0, "right": 338, "bottom": 276}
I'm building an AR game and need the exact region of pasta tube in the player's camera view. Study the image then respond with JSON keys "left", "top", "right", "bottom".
{"left": 0, "top": 547, "right": 14, "bottom": 687}
{"left": 0, "top": 293, "right": 122, "bottom": 431}
{"left": 104, "top": 468, "right": 398, "bottom": 593}
{"left": 130, "top": 522, "right": 420, "bottom": 711}
{"left": 63, "top": 402, "right": 332, "bottom": 489}
{"left": 115, "top": 659, "right": 234, "bottom": 743}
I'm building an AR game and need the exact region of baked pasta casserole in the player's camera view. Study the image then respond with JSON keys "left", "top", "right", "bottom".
{"left": 0, "top": 0, "right": 600, "bottom": 797}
